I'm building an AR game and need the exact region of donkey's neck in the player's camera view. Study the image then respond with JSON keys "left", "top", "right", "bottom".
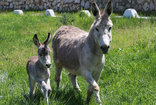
{"left": 36, "top": 60, "right": 47, "bottom": 70}
{"left": 86, "top": 28, "right": 103, "bottom": 56}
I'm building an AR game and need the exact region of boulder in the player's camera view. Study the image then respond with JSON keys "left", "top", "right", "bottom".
{"left": 123, "top": 8, "right": 139, "bottom": 18}
{"left": 45, "top": 9, "right": 56, "bottom": 17}
{"left": 13, "top": 10, "right": 24, "bottom": 15}
{"left": 80, "top": 10, "right": 91, "bottom": 17}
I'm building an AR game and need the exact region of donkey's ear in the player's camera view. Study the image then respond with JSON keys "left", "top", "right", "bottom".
{"left": 33, "top": 34, "right": 41, "bottom": 47}
{"left": 44, "top": 33, "right": 51, "bottom": 45}
{"left": 92, "top": 2, "right": 100, "bottom": 19}
{"left": 102, "top": 0, "right": 113, "bottom": 17}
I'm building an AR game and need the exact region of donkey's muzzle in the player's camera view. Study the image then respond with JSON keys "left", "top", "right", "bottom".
{"left": 100, "top": 45, "right": 110, "bottom": 54}
{"left": 46, "top": 64, "right": 51, "bottom": 68}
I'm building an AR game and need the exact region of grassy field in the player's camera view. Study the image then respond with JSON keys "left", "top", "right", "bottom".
{"left": 0, "top": 11, "right": 156, "bottom": 105}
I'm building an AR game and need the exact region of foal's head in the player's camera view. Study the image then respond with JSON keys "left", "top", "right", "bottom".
{"left": 91, "top": 0, "right": 113, "bottom": 54}
{"left": 33, "top": 33, "right": 51, "bottom": 68}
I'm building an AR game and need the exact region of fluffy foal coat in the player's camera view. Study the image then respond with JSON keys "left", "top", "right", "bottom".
{"left": 26, "top": 33, "right": 52, "bottom": 104}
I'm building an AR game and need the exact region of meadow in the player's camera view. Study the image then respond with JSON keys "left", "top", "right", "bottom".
{"left": 0, "top": 11, "right": 156, "bottom": 105}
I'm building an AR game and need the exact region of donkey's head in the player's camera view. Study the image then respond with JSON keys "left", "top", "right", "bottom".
{"left": 91, "top": 0, "right": 113, "bottom": 54}
{"left": 33, "top": 33, "right": 51, "bottom": 68}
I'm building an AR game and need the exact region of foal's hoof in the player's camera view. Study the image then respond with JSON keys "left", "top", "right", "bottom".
{"left": 96, "top": 99, "right": 102, "bottom": 105}
{"left": 75, "top": 87, "right": 81, "bottom": 92}
{"left": 48, "top": 89, "right": 52, "bottom": 95}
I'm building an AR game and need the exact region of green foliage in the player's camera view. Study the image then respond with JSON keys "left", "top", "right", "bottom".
{"left": 0, "top": 11, "right": 156, "bottom": 105}
{"left": 59, "top": 13, "right": 76, "bottom": 25}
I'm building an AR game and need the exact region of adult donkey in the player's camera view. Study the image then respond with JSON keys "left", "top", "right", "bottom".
{"left": 52, "top": 0, "right": 113, "bottom": 104}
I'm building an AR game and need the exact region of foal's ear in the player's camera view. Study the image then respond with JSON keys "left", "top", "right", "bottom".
{"left": 102, "top": 0, "right": 113, "bottom": 17}
{"left": 44, "top": 33, "right": 51, "bottom": 45}
{"left": 92, "top": 2, "right": 100, "bottom": 19}
{"left": 33, "top": 34, "right": 41, "bottom": 47}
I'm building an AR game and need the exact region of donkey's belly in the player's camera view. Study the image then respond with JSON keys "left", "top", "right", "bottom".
{"left": 57, "top": 47, "right": 81, "bottom": 75}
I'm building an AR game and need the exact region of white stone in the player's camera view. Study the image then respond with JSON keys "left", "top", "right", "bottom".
{"left": 80, "top": 10, "right": 91, "bottom": 17}
{"left": 13, "top": 10, "right": 24, "bottom": 15}
{"left": 123, "top": 8, "right": 139, "bottom": 18}
{"left": 45, "top": 9, "right": 56, "bottom": 17}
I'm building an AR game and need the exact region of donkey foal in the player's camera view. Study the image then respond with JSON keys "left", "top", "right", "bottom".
{"left": 26, "top": 33, "right": 52, "bottom": 104}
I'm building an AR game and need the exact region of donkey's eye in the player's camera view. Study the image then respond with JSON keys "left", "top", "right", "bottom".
{"left": 95, "top": 28, "right": 99, "bottom": 32}
{"left": 108, "top": 27, "right": 112, "bottom": 32}
{"left": 39, "top": 54, "right": 43, "bottom": 56}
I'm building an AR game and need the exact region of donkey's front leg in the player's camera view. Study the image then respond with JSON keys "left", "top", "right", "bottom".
{"left": 68, "top": 73, "right": 81, "bottom": 92}
{"left": 82, "top": 70, "right": 101, "bottom": 104}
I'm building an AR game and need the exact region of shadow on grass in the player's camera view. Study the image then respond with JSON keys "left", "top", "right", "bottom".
{"left": 21, "top": 85, "right": 86, "bottom": 105}
{"left": 23, "top": 90, "right": 44, "bottom": 105}
{"left": 50, "top": 85, "right": 86, "bottom": 105}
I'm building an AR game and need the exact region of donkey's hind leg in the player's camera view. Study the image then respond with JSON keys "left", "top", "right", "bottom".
{"left": 68, "top": 73, "right": 81, "bottom": 92}
{"left": 54, "top": 63, "right": 62, "bottom": 89}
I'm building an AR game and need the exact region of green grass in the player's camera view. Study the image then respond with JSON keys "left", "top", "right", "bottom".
{"left": 0, "top": 11, "right": 156, "bottom": 105}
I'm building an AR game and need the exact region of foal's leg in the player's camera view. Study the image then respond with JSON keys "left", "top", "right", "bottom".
{"left": 82, "top": 70, "right": 101, "bottom": 104}
{"left": 54, "top": 64, "right": 62, "bottom": 89}
{"left": 68, "top": 73, "right": 81, "bottom": 92}
{"left": 36, "top": 79, "right": 49, "bottom": 105}
{"left": 29, "top": 76, "right": 36, "bottom": 98}
{"left": 46, "top": 78, "right": 52, "bottom": 95}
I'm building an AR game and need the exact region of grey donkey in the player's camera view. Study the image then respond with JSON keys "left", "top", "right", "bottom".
{"left": 26, "top": 33, "right": 52, "bottom": 104}
{"left": 52, "top": 0, "right": 113, "bottom": 104}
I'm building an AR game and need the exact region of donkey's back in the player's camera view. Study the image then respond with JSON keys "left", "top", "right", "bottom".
{"left": 26, "top": 56, "right": 38, "bottom": 75}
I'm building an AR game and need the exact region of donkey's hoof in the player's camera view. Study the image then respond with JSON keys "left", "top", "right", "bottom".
{"left": 75, "top": 87, "right": 81, "bottom": 92}
{"left": 96, "top": 99, "right": 101, "bottom": 105}
{"left": 48, "top": 89, "right": 52, "bottom": 95}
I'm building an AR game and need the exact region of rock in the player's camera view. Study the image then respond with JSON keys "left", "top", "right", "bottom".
{"left": 45, "top": 9, "right": 56, "bottom": 17}
{"left": 80, "top": 10, "right": 91, "bottom": 17}
{"left": 128, "top": 0, "right": 131, "bottom": 3}
{"left": 10, "top": 3, "right": 13, "bottom": 8}
{"left": 25, "top": 4, "right": 29, "bottom": 10}
{"left": 64, "top": 0, "right": 69, "bottom": 3}
{"left": 137, "top": 0, "right": 144, "bottom": 4}
{"left": 75, "top": 0, "right": 80, "bottom": 3}
{"left": 89, "top": 0, "right": 97, "bottom": 3}
{"left": 143, "top": 2, "right": 149, "bottom": 11}
{"left": 39, "top": 5, "right": 43, "bottom": 10}
{"left": 13, "top": 10, "right": 24, "bottom": 15}
{"left": 84, "top": 1, "right": 90, "bottom": 9}
{"left": 69, "top": 0, "right": 73, "bottom": 3}
{"left": 123, "top": 8, "right": 139, "bottom": 18}
{"left": 81, "top": 0, "right": 85, "bottom": 6}
{"left": 150, "top": 1, "right": 155, "bottom": 10}
{"left": 7, "top": 0, "right": 11, "bottom": 2}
